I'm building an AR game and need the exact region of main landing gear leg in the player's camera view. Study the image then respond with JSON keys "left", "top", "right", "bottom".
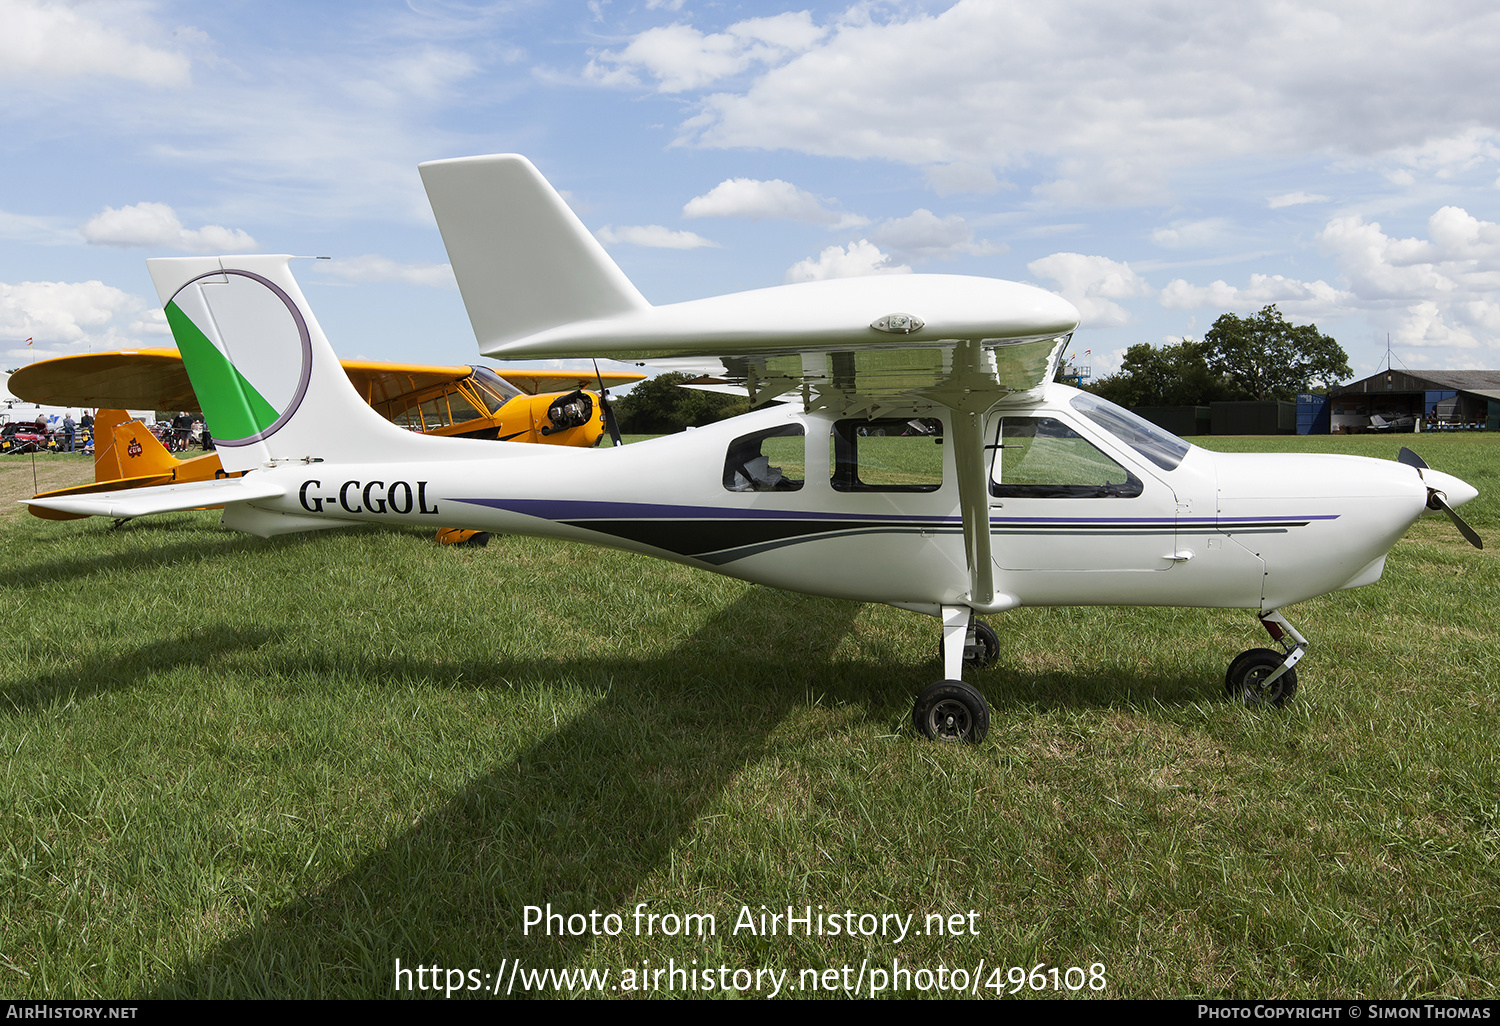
{"left": 912, "top": 605, "right": 992, "bottom": 744}
{"left": 1225, "top": 609, "right": 1308, "bottom": 708}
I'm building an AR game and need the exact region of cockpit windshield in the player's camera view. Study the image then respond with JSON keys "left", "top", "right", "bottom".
{"left": 1069, "top": 392, "right": 1190, "bottom": 472}
{"left": 468, "top": 367, "right": 523, "bottom": 413}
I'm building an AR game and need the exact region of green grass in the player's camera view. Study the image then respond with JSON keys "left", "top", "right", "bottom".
{"left": 1, "top": 436, "right": 1497, "bottom": 998}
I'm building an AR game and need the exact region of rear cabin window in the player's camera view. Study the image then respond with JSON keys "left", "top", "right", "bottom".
{"left": 830, "top": 418, "right": 944, "bottom": 492}
{"left": 724, "top": 425, "right": 805, "bottom": 491}
{"left": 989, "top": 416, "right": 1142, "bottom": 498}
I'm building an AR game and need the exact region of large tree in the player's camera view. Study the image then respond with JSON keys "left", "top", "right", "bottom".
{"left": 1085, "top": 337, "right": 1229, "bottom": 407}
{"left": 1201, "top": 305, "right": 1351, "bottom": 401}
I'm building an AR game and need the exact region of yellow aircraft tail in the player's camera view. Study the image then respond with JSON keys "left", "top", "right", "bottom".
{"left": 95, "top": 410, "right": 180, "bottom": 483}
{"left": 28, "top": 410, "right": 227, "bottom": 519}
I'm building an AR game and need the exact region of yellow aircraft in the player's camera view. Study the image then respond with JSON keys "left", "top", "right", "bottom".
{"left": 13, "top": 349, "right": 643, "bottom": 538}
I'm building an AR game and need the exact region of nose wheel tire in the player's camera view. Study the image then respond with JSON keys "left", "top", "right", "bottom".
{"left": 1225, "top": 648, "right": 1298, "bottom": 708}
{"left": 913, "top": 680, "right": 990, "bottom": 744}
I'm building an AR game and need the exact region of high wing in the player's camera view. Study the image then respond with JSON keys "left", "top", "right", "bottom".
{"left": 7, "top": 348, "right": 197, "bottom": 411}
{"left": 420, "top": 153, "right": 1081, "bottom": 611}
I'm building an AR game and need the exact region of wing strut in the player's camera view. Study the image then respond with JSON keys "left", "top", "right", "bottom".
{"left": 952, "top": 408, "right": 995, "bottom": 608}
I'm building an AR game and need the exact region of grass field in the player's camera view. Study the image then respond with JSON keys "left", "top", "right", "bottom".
{"left": 1, "top": 434, "right": 1497, "bottom": 999}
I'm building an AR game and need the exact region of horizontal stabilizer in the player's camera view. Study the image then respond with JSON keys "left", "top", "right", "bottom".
{"left": 22, "top": 476, "right": 286, "bottom": 519}
{"left": 419, "top": 154, "right": 649, "bottom": 351}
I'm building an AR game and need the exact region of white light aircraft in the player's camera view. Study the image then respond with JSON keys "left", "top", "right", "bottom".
{"left": 24, "top": 155, "right": 1483, "bottom": 743}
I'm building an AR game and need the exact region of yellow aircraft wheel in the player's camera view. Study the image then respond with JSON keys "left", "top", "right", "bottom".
{"left": 435, "top": 528, "right": 491, "bottom": 547}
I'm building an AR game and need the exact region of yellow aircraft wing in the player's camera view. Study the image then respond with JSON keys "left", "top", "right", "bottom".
{"left": 9, "top": 348, "right": 197, "bottom": 410}
{"left": 10, "top": 351, "right": 644, "bottom": 410}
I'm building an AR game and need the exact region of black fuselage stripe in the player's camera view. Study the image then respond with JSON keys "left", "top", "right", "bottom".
{"left": 553, "top": 515, "right": 1315, "bottom": 563}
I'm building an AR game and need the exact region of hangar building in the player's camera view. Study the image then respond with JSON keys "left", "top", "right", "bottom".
{"left": 1319, "top": 369, "right": 1500, "bottom": 433}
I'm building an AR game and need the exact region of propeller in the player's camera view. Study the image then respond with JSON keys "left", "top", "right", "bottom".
{"left": 1400, "top": 446, "right": 1483, "bottom": 549}
{"left": 593, "top": 359, "right": 624, "bottom": 447}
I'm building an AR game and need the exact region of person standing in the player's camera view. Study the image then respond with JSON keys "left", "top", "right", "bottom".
{"left": 63, "top": 412, "right": 76, "bottom": 453}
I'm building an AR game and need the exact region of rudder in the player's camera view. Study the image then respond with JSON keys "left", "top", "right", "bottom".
{"left": 146, "top": 255, "right": 417, "bottom": 473}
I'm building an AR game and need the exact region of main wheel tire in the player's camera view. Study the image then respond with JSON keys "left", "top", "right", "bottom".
{"left": 967, "top": 620, "right": 999, "bottom": 668}
{"left": 912, "top": 680, "right": 990, "bottom": 744}
{"left": 1224, "top": 647, "right": 1298, "bottom": 708}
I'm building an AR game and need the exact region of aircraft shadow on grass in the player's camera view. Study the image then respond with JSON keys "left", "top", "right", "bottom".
{"left": 130, "top": 590, "right": 860, "bottom": 997}
{"left": 103, "top": 590, "right": 1217, "bottom": 998}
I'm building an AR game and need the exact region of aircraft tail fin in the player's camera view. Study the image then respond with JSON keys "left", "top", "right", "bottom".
{"left": 95, "top": 410, "right": 178, "bottom": 483}
{"left": 146, "top": 255, "right": 420, "bottom": 474}
{"left": 418, "top": 154, "right": 650, "bottom": 355}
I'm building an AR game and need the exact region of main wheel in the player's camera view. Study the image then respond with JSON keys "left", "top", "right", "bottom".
{"left": 935, "top": 619, "right": 1001, "bottom": 668}
{"left": 1224, "top": 648, "right": 1298, "bottom": 708}
{"left": 912, "top": 680, "right": 990, "bottom": 743}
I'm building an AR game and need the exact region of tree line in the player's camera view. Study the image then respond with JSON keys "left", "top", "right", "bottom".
{"left": 1082, "top": 305, "right": 1351, "bottom": 408}
{"left": 612, "top": 372, "right": 748, "bottom": 433}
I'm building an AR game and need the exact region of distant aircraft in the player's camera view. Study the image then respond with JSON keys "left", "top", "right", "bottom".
{"left": 9, "top": 348, "right": 642, "bottom": 446}
{"left": 24, "top": 155, "right": 1483, "bottom": 743}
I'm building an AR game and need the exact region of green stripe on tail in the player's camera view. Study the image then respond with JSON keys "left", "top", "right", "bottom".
{"left": 164, "top": 300, "right": 280, "bottom": 440}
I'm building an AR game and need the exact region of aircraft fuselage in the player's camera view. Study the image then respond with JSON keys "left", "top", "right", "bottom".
{"left": 236, "top": 383, "right": 1436, "bottom": 617}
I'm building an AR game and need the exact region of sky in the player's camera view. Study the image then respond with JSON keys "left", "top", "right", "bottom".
{"left": 5, "top": 0, "right": 1500, "bottom": 390}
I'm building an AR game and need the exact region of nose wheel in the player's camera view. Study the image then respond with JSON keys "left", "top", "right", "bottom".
{"left": 1225, "top": 609, "right": 1307, "bottom": 708}
{"left": 1225, "top": 648, "right": 1299, "bottom": 707}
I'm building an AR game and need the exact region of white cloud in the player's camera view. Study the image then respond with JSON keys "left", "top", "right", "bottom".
{"left": 784, "top": 240, "right": 910, "bottom": 282}
{"left": 585, "top": 12, "right": 826, "bottom": 93}
{"left": 1393, "top": 300, "right": 1481, "bottom": 348}
{"left": 1027, "top": 252, "right": 1152, "bottom": 328}
{"left": 0, "top": 279, "right": 153, "bottom": 356}
{"left": 596, "top": 1, "right": 1500, "bottom": 204}
{"left": 339, "top": 46, "right": 480, "bottom": 110}
{"left": 313, "top": 255, "right": 456, "bottom": 289}
{"left": 925, "top": 162, "right": 1004, "bottom": 197}
{"left": 1151, "top": 218, "right": 1232, "bottom": 248}
{"left": 80, "top": 202, "right": 256, "bottom": 252}
{"left": 683, "top": 178, "right": 862, "bottom": 225}
{"left": 0, "top": 0, "right": 191, "bottom": 87}
{"left": 1309, "top": 205, "right": 1500, "bottom": 348}
{"left": 1383, "top": 127, "right": 1500, "bottom": 181}
{"left": 870, "top": 209, "right": 999, "bottom": 261}
{"left": 1153, "top": 204, "right": 1500, "bottom": 354}
{"left": 1158, "top": 274, "right": 1352, "bottom": 317}
{"left": 1268, "top": 191, "right": 1330, "bottom": 209}
{"left": 595, "top": 224, "right": 720, "bottom": 249}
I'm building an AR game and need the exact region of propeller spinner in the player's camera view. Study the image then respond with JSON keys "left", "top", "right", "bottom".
{"left": 1400, "top": 446, "right": 1483, "bottom": 549}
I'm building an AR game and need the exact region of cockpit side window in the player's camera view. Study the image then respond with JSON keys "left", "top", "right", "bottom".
{"left": 830, "top": 418, "right": 944, "bottom": 492}
{"left": 989, "top": 416, "right": 1143, "bottom": 498}
{"left": 724, "top": 424, "right": 805, "bottom": 492}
